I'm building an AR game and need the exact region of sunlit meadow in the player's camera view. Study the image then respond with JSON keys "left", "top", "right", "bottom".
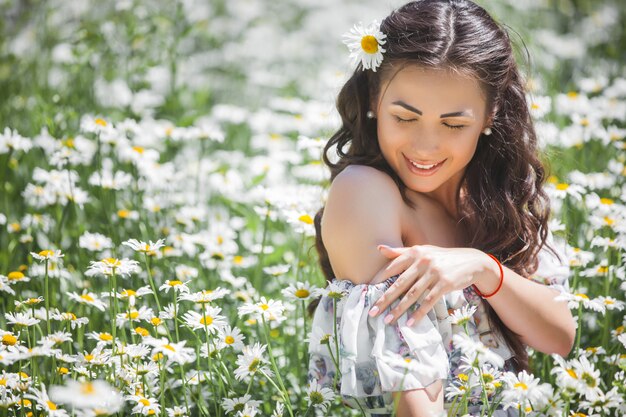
{"left": 0, "top": 0, "right": 625, "bottom": 416}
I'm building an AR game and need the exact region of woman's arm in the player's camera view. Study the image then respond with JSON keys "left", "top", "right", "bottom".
{"left": 320, "top": 164, "right": 405, "bottom": 284}
{"left": 474, "top": 255, "right": 576, "bottom": 357}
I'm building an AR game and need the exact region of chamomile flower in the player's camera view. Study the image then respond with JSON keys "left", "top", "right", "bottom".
{"left": 78, "top": 232, "right": 114, "bottom": 252}
{"left": 159, "top": 279, "right": 191, "bottom": 294}
{"left": 233, "top": 342, "right": 272, "bottom": 382}
{"left": 305, "top": 379, "right": 335, "bottom": 412}
{"left": 86, "top": 332, "right": 114, "bottom": 345}
{"left": 85, "top": 257, "right": 141, "bottom": 278}
{"left": 281, "top": 281, "right": 321, "bottom": 301}
{"left": 181, "top": 307, "right": 227, "bottom": 334}
{"left": 49, "top": 379, "right": 124, "bottom": 413}
{"left": 30, "top": 249, "right": 64, "bottom": 262}
{"left": 221, "top": 394, "right": 262, "bottom": 414}
{"left": 126, "top": 395, "right": 160, "bottom": 416}
{"left": 216, "top": 325, "right": 246, "bottom": 351}
{"left": 122, "top": 238, "right": 166, "bottom": 256}
{"left": 449, "top": 304, "right": 478, "bottom": 327}
{"left": 237, "top": 296, "right": 286, "bottom": 322}
{"left": 5, "top": 312, "right": 40, "bottom": 327}
{"left": 342, "top": 19, "right": 387, "bottom": 72}
{"left": 67, "top": 291, "right": 107, "bottom": 311}
{"left": 179, "top": 288, "right": 231, "bottom": 304}
{"left": 144, "top": 337, "right": 196, "bottom": 364}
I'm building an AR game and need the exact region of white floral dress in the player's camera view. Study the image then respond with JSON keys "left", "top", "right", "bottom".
{"left": 307, "top": 230, "right": 571, "bottom": 416}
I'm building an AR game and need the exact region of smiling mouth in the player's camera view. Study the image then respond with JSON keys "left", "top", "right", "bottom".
{"left": 404, "top": 155, "right": 447, "bottom": 176}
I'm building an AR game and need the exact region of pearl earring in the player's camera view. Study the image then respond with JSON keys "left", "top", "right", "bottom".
{"left": 483, "top": 127, "right": 492, "bottom": 135}
{"left": 366, "top": 110, "right": 375, "bottom": 119}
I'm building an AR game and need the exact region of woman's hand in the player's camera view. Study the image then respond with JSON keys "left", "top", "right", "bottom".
{"left": 368, "top": 244, "right": 496, "bottom": 326}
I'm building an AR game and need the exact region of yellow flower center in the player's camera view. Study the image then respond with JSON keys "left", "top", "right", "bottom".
{"left": 135, "top": 327, "right": 149, "bottom": 337}
{"left": 2, "top": 334, "right": 17, "bottom": 346}
{"left": 151, "top": 318, "right": 162, "bottom": 326}
{"left": 225, "top": 336, "right": 235, "bottom": 344}
{"left": 361, "top": 35, "right": 379, "bottom": 54}
{"left": 81, "top": 294, "right": 95, "bottom": 302}
{"left": 81, "top": 383, "right": 95, "bottom": 395}
{"left": 7, "top": 271, "right": 24, "bottom": 280}
{"left": 295, "top": 289, "right": 310, "bottom": 298}
{"left": 514, "top": 382, "right": 528, "bottom": 390}
{"left": 102, "top": 258, "right": 122, "bottom": 267}
{"left": 133, "top": 146, "right": 145, "bottom": 154}
{"left": 233, "top": 255, "right": 243, "bottom": 265}
{"left": 164, "top": 344, "right": 176, "bottom": 352}
{"left": 139, "top": 398, "right": 151, "bottom": 406}
{"left": 600, "top": 197, "right": 614, "bottom": 205}
{"left": 117, "top": 209, "right": 130, "bottom": 218}
{"left": 47, "top": 401, "right": 57, "bottom": 410}
{"left": 94, "top": 118, "right": 107, "bottom": 127}
{"left": 260, "top": 303, "right": 269, "bottom": 310}
{"left": 299, "top": 214, "right": 314, "bottom": 224}
{"left": 99, "top": 333, "right": 113, "bottom": 341}
{"left": 38, "top": 250, "right": 54, "bottom": 257}
{"left": 84, "top": 354, "right": 94, "bottom": 362}
{"left": 200, "top": 316, "right": 213, "bottom": 326}
{"left": 169, "top": 280, "right": 183, "bottom": 286}
{"left": 576, "top": 293, "right": 589, "bottom": 299}
{"left": 556, "top": 183, "right": 569, "bottom": 190}
{"left": 121, "top": 289, "right": 136, "bottom": 297}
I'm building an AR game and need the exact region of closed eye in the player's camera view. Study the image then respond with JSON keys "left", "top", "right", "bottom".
{"left": 394, "top": 116, "right": 466, "bottom": 130}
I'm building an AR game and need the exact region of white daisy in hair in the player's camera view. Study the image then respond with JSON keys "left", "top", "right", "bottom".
{"left": 342, "top": 19, "right": 387, "bottom": 72}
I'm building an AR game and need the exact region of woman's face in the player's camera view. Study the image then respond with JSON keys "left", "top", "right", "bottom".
{"left": 373, "top": 65, "right": 491, "bottom": 196}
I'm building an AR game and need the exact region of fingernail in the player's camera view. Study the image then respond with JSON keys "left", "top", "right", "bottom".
{"left": 369, "top": 306, "right": 379, "bottom": 317}
{"left": 406, "top": 318, "right": 415, "bottom": 327}
{"left": 384, "top": 313, "right": 394, "bottom": 324}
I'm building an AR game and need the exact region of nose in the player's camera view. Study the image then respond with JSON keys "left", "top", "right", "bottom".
{"left": 409, "top": 127, "right": 441, "bottom": 157}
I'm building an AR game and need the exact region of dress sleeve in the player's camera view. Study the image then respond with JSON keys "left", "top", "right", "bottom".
{"left": 527, "top": 228, "right": 572, "bottom": 294}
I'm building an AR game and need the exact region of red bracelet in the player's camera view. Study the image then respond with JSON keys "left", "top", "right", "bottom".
{"left": 472, "top": 253, "right": 504, "bottom": 298}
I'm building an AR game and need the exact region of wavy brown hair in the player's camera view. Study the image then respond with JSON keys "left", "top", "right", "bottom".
{"left": 307, "top": 0, "right": 563, "bottom": 373}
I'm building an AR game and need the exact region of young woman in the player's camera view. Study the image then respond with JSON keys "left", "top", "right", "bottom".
{"left": 306, "top": 0, "right": 576, "bottom": 416}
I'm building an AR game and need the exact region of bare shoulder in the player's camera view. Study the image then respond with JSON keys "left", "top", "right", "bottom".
{"left": 320, "top": 164, "right": 404, "bottom": 284}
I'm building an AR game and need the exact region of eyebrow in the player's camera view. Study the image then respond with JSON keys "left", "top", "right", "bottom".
{"left": 391, "top": 100, "right": 474, "bottom": 118}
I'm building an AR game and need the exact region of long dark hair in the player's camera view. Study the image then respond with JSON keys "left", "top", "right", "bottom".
{"left": 307, "top": 0, "right": 563, "bottom": 373}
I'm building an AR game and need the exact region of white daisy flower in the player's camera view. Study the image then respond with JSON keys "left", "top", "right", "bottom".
{"left": 122, "top": 238, "right": 166, "bottom": 256}
{"left": 49, "top": 379, "right": 124, "bottom": 413}
{"left": 30, "top": 249, "right": 64, "bottom": 263}
{"left": 85, "top": 257, "right": 141, "bottom": 278}
{"left": 281, "top": 281, "right": 322, "bottom": 301}
{"left": 305, "top": 379, "right": 335, "bottom": 412}
{"left": 181, "top": 307, "right": 227, "bottom": 334}
{"left": 451, "top": 332, "right": 504, "bottom": 368}
{"left": 216, "top": 325, "right": 246, "bottom": 351}
{"left": 237, "top": 296, "right": 286, "bottom": 322}
{"left": 233, "top": 342, "right": 273, "bottom": 382}
{"left": 449, "top": 304, "right": 478, "bottom": 326}
{"left": 5, "top": 312, "right": 40, "bottom": 327}
{"left": 178, "top": 288, "right": 231, "bottom": 304}
{"left": 221, "top": 394, "right": 262, "bottom": 414}
{"left": 67, "top": 291, "right": 107, "bottom": 311}
{"left": 159, "top": 279, "right": 191, "bottom": 294}
{"left": 78, "top": 232, "right": 114, "bottom": 252}
{"left": 342, "top": 19, "right": 387, "bottom": 72}
{"left": 126, "top": 395, "right": 160, "bottom": 416}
